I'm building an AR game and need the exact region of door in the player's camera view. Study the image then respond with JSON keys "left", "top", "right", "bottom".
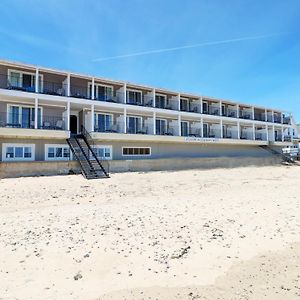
{"left": 70, "top": 115, "right": 77, "bottom": 134}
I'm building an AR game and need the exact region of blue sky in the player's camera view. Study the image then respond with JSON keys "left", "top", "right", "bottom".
{"left": 0, "top": 0, "right": 299, "bottom": 120}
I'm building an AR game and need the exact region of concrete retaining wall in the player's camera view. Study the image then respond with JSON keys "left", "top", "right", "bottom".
{"left": 0, "top": 156, "right": 282, "bottom": 178}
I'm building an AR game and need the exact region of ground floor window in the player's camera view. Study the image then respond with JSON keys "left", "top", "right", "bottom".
{"left": 91, "top": 145, "right": 112, "bottom": 160}
{"left": 45, "top": 144, "right": 71, "bottom": 161}
{"left": 2, "top": 143, "right": 35, "bottom": 161}
{"left": 122, "top": 147, "right": 151, "bottom": 156}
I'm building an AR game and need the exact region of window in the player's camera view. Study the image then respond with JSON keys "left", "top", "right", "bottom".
{"left": 45, "top": 144, "right": 71, "bottom": 161}
{"left": 2, "top": 144, "right": 35, "bottom": 161}
{"left": 156, "top": 119, "right": 167, "bottom": 135}
{"left": 181, "top": 121, "right": 189, "bottom": 136}
{"left": 7, "top": 105, "right": 42, "bottom": 128}
{"left": 88, "top": 83, "right": 114, "bottom": 101}
{"left": 122, "top": 147, "right": 151, "bottom": 156}
{"left": 94, "top": 113, "right": 113, "bottom": 132}
{"left": 91, "top": 145, "right": 112, "bottom": 160}
{"left": 127, "top": 116, "right": 142, "bottom": 134}
{"left": 8, "top": 69, "right": 42, "bottom": 92}
{"left": 202, "top": 101, "right": 208, "bottom": 113}
{"left": 155, "top": 94, "right": 166, "bottom": 108}
{"left": 127, "top": 90, "right": 142, "bottom": 105}
{"left": 203, "top": 123, "right": 209, "bottom": 137}
{"left": 180, "top": 98, "right": 189, "bottom": 111}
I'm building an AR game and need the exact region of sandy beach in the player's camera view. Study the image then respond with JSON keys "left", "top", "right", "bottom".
{"left": 0, "top": 165, "right": 300, "bottom": 300}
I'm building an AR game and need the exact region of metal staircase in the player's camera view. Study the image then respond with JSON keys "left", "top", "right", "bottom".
{"left": 67, "top": 126, "right": 109, "bottom": 179}
{"left": 259, "top": 145, "right": 296, "bottom": 164}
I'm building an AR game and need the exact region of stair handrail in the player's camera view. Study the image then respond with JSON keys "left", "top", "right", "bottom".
{"left": 80, "top": 125, "right": 110, "bottom": 176}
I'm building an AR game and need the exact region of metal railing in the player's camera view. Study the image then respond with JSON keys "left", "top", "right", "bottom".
{"left": 94, "top": 121, "right": 122, "bottom": 133}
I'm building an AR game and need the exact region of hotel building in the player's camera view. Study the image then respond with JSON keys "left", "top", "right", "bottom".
{"left": 0, "top": 60, "right": 298, "bottom": 177}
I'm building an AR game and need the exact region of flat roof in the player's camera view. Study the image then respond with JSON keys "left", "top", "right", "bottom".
{"left": 0, "top": 58, "right": 291, "bottom": 113}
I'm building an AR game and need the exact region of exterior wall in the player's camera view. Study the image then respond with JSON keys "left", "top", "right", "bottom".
{"left": 0, "top": 156, "right": 282, "bottom": 179}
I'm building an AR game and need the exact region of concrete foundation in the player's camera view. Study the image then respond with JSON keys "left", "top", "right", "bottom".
{"left": 0, "top": 156, "right": 282, "bottom": 178}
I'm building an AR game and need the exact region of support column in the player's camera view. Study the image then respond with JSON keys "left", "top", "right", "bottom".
{"left": 35, "top": 68, "right": 39, "bottom": 93}
{"left": 265, "top": 125, "right": 269, "bottom": 141}
{"left": 272, "top": 125, "right": 275, "bottom": 141}
{"left": 153, "top": 111, "right": 156, "bottom": 135}
{"left": 91, "top": 77, "right": 95, "bottom": 100}
{"left": 124, "top": 107, "right": 127, "bottom": 133}
{"left": 265, "top": 109, "right": 267, "bottom": 122}
{"left": 178, "top": 114, "right": 181, "bottom": 136}
{"left": 152, "top": 88, "right": 156, "bottom": 108}
{"left": 200, "top": 97, "right": 203, "bottom": 114}
{"left": 67, "top": 74, "right": 71, "bottom": 97}
{"left": 252, "top": 106, "right": 255, "bottom": 120}
{"left": 236, "top": 104, "right": 239, "bottom": 118}
{"left": 91, "top": 104, "right": 95, "bottom": 132}
{"left": 252, "top": 123, "right": 255, "bottom": 140}
{"left": 200, "top": 117, "right": 204, "bottom": 137}
{"left": 34, "top": 97, "right": 38, "bottom": 129}
{"left": 281, "top": 127, "right": 284, "bottom": 142}
{"left": 178, "top": 93, "right": 181, "bottom": 111}
{"left": 66, "top": 101, "right": 70, "bottom": 131}
{"left": 237, "top": 121, "right": 240, "bottom": 139}
{"left": 272, "top": 110, "right": 274, "bottom": 123}
{"left": 123, "top": 83, "right": 127, "bottom": 104}
{"left": 220, "top": 119, "right": 223, "bottom": 138}
{"left": 219, "top": 101, "right": 222, "bottom": 116}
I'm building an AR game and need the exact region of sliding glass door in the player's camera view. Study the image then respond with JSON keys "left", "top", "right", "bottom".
{"left": 8, "top": 106, "right": 41, "bottom": 128}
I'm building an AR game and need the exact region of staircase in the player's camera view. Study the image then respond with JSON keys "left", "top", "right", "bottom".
{"left": 67, "top": 127, "right": 109, "bottom": 179}
{"left": 259, "top": 145, "right": 296, "bottom": 164}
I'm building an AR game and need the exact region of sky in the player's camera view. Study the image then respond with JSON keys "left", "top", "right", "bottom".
{"left": 0, "top": 0, "right": 299, "bottom": 120}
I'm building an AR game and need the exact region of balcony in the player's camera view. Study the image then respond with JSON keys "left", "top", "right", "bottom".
{"left": 94, "top": 121, "right": 122, "bottom": 133}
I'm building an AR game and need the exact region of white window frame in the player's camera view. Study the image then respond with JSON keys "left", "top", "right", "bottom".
{"left": 91, "top": 145, "right": 113, "bottom": 160}
{"left": 87, "top": 82, "right": 114, "bottom": 99}
{"left": 122, "top": 146, "right": 151, "bottom": 157}
{"left": 156, "top": 118, "right": 167, "bottom": 134}
{"left": 2, "top": 143, "right": 35, "bottom": 162}
{"left": 126, "top": 89, "right": 143, "bottom": 103}
{"left": 44, "top": 144, "right": 72, "bottom": 161}
{"left": 8, "top": 69, "right": 43, "bottom": 91}
{"left": 180, "top": 97, "right": 189, "bottom": 110}
{"left": 181, "top": 120, "right": 189, "bottom": 135}
{"left": 7, "top": 104, "right": 43, "bottom": 127}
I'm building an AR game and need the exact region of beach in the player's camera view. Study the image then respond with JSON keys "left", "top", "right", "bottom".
{"left": 0, "top": 165, "right": 299, "bottom": 299}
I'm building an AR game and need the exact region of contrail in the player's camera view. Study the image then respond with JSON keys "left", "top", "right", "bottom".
{"left": 92, "top": 33, "right": 285, "bottom": 62}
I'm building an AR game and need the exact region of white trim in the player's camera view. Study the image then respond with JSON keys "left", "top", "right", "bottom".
{"left": 122, "top": 146, "right": 151, "bottom": 156}
{"left": 2, "top": 143, "right": 35, "bottom": 162}
{"left": 44, "top": 144, "right": 72, "bottom": 161}
{"left": 91, "top": 145, "right": 113, "bottom": 160}
{"left": 87, "top": 82, "right": 114, "bottom": 99}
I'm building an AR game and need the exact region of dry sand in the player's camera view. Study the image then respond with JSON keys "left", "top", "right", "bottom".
{"left": 0, "top": 165, "right": 299, "bottom": 300}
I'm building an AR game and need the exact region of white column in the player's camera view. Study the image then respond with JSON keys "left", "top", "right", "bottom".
{"left": 200, "top": 97, "right": 203, "bottom": 114}
{"left": 272, "top": 110, "right": 274, "bottom": 123}
{"left": 220, "top": 119, "right": 223, "bottom": 138}
{"left": 178, "top": 114, "right": 181, "bottom": 136}
{"left": 281, "top": 127, "right": 284, "bottom": 142}
{"left": 281, "top": 112, "right": 283, "bottom": 124}
{"left": 152, "top": 88, "right": 156, "bottom": 108}
{"left": 265, "top": 125, "right": 269, "bottom": 141}
{"left": 91, "top": 104, "right": 95, "bottom": 132}
{"left": 67, "top": 74, "right": 71, "bottom": 97}
{"left": 35, "top": 68, "right": 39, "bottom": 93}
{"left": 124, "top": 107, "right": 127, "bottom": 133}
{"left": 252, "top": 123, "right": 255, "bottom": 140}
{"left": 200, "top": 117, "right": 204, "bottom": 137}
{"left": 153, "top": 111, "right": 156, "bottom": 134}
{"left": 236, "top": 104, "right": 239, "bottom": 118}
{"left": 237, "top": 121, "right": 240, "bottom": 139}
{"left": 34, "top": 97, "right": 38, "bottom": 129}
{"left": 178, "top": 93, "right": 181, "bottom": 111}
{"left": 252, "top": 106, "right": 255, "bottom": 120}
{"left": 265, "top": 109, "right": 267, "bottom": 122}
{"left": 272, "top": 125, "right": 275, "bottom": 141}
{"left": 66, "top": 101, "right": 70, "bottom": 131}
{"left": 219, "top": 101, "right": 222, "bottom": 116}
{"left": 91, "top": 77, "right": 95, "bottom": 100}
{"left": 123, "top": 83, "right": 127, "bottom": 104}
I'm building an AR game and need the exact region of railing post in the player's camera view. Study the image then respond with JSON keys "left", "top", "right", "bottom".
{"left": 265, "top": 109, "right": 267, "bottom": 122}
{"left": 200, "top": 117, "right": 204, "bottom": 137}
{"left": 34, "top": 97, "right": 38, "bottom": 129}
{"left": 152, "top": 88, "right": 156, "bottom": 108}
{"left": 123, "top": 83, "right": 127, "bottom": 104}
{"left": 219, "top": 101, "right": 222, "bottom": 116}
{"left": 35, "top": 68, "right": 39, "bottom": 93}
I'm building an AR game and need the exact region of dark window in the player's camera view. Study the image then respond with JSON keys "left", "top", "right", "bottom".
{"left": 122, "top": 147, "right": 151, "bottom": 156}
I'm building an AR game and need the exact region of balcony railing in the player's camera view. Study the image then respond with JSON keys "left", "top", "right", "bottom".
{"left": 94, "top": 121, "right": 122, "bottom": 133}
{"left": 255, "top": 132, "right": 267, "bottom": 141}
{"left": 127, "top": 124, "right": 150, "bottom": 135}
{"left": 239, "top": 111, "right": 252, "bottom": 119}
{"left": 156, "top": 124, "right": 178, "bottom": 136}
{"left": 0, "top": 112, "right": 66, "bottom": 130}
